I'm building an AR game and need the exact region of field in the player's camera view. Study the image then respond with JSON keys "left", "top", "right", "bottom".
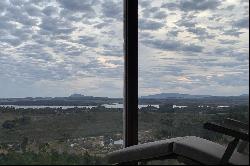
{"left": 0, "top": 105, "right": 249, "bottom": 165}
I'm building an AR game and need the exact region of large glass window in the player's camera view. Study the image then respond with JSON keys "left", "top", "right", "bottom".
{"left": 0, "top": 0, "right": 123, "bottom": 165}
{"left": 138, "top": 0, "right": 249, "bottom": 156}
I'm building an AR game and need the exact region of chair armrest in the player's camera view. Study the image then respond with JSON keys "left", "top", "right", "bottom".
{"left": 224, "top": 118, "right": 249, "bottom": 131}
{"left": 106, "top": 137, "right": 186, "bottom": 164}
{"left": 204, "top": 122, "right": 249, "bottom": 142}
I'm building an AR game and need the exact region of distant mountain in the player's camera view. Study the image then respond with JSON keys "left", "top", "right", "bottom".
{"left": 240, "top": 94, "right": 249, "bottom": 97}
{"left": 69, "top": 94, "right": 86, "bottom": 98}
{"left": 141, "top": 93, "right": 212, "bottom": 99}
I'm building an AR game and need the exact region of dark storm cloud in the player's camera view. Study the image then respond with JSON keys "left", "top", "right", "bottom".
{"left": 139, "top": 19, "right": 165, "bottom": 30}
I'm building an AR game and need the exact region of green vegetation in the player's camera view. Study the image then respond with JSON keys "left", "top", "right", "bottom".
{"left": 0, "top": 151, "right": 105, "bottom": 165}
{"left": 0, "top": 104, "right": 248, "bottom": 165}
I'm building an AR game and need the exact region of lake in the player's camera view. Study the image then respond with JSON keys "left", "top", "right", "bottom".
{"left": 0, "top": 103, "right": 160, "bottom": 109}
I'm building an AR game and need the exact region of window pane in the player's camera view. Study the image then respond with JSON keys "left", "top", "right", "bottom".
{"left": 139, "top": 0, "right": 249, "bottom": 164}
{"left": 0, "top": 0, "right": 123, "bottom": 165}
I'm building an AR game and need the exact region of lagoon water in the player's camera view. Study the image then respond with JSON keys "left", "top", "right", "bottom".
{"left": 0, "top": 103, "right": 160, "bottom": 109}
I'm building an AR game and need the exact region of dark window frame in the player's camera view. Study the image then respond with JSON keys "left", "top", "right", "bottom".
{"left": 124, "top": 0, "right": 138, "bottom": 147}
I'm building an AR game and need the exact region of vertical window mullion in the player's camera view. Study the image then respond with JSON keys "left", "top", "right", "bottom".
{"left": 124, "top": 0, "right": 138, "bottom": 148}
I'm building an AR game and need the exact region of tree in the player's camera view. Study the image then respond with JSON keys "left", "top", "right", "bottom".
{"left": 21, "top": 137, "right": 29, "bottom": 153}
{"left": 2, "top": 120, "right": 15, "bottom": 129}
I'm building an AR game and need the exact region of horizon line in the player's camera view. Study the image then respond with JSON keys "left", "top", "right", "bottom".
{"left": 0, "top": 93, "right": 249, "bottom": 99}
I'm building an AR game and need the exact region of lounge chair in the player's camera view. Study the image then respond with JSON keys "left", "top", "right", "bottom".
{"left": 107, "top": 118, "right": 249, "bottom": 165}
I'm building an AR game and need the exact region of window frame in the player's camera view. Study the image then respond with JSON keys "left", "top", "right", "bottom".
{"left": 123, "top": 0, "right": 139, "bottom": 147}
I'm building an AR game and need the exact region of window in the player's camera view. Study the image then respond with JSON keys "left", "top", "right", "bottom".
{"left": 0, "top": 0, "right": 249, "bottom": 165}
{"left": 0, "top": 0, "right": 124, "bottom": 165}
{"left": 138, "top": 0, "right": 249, "bottom": 161}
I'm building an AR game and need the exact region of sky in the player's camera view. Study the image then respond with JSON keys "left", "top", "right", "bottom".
{"left": 0, "top": 0, "right": 249, "bottom": 98}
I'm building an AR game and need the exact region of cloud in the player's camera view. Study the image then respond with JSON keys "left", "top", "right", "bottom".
{"left": 223, "top": 29, "right": 244, "bottom": 37}
{"left": 5, "top": 5, "right": 38, "bottom": 26}
{"left": 0, "top": 0, "right": 248, "bottom": 97}
{"left": 139, "top": 0, "right": 151, "bottom": 8}
{"left": 187, "top": 27, "right": 215, "bottom": 41}
{"left": 78, "top": 36, "right": 99, "bottom": 48}
{"left": 101, "top": 44, "right": 123, "bottom": 57}
{"left": 0, "top": 18, "right": 16, "bottom": 30}
{"left": 161, "top": 2, "right": 179, "bottom": 11}
{"left": 177, "top": 19, "right": 196, "bottom": 28}
{"left": 233, "top": 17, "right": 249, "bottom": 29}
{"left": 101, "top": 0, "right": 122, "bottom": 20}
{"left": 167, "top": 29, "right": 183, "bottom": 37}
{"left": 0, "top": 36, "right": 22, "bottom": 46}
{"left": 39, "top": 16, "right": 75, "bottom": 35}
{"left": 58, "top": 0, "right": 97, "bottom": 13}
{"left": 182, "top": 44, "right": 204, "bottom": 53}
{"left": 139, "top": 19, "right": 165, "bottom": 30}
{"left": 25, "top": 4, "right": 43, "bottom": 17}
{"left": 179, "top": 0, "right": 222, "bottom": 11}
{"left": 142, "top": 38, "right": 204, "bottom": 53}
{"left": 42, "top": 6, "right": 59, "bottom": 16}
{"left": 218, "top": 39, "right": 239, "bottom": 45}
{"left": 152, "top": 11, "right": 167, "bottom": 19}
{"left": 0, "top": 0, "right": 8, "bottom": 11}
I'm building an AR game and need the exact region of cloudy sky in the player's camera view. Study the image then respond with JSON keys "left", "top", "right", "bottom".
{"left": 0, "top": 0, "right": 249, "bottom": 98}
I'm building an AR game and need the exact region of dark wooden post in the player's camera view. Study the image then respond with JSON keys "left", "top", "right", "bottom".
{"left": 124, "top": 0, "right": 138, "bottom": 148}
